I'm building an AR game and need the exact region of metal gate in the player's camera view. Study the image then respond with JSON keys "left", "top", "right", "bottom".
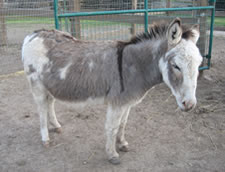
{"left": 53, "top": 0, "right": 216, "bottom": 70}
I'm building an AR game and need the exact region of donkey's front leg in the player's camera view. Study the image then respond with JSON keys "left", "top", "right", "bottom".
{"left": 117, "top": 106, "right": 131, "bottom": 152}
{"left": 105, "top": 105, "right": 126, "bottom": 164}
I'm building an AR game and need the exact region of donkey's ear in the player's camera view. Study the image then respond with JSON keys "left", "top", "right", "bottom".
{"left": 190, "top": 24, "right": 200, "bottom": 44}
{"left": 182, "top": 24, "right": 200, "bottom": 44}
{"left": 167, "top": 18, "right": 182, "bottom": 46}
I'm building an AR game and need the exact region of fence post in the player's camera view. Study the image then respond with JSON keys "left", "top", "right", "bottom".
{"left": 144, "top": 0, "right": 148, "bottom": 32}
{"left": 166, "top": 0, "right": 171, "bottom": 16}
{"left": 0, "top": 0, "right": 7, "bottom": 46}
{"left": 131, "top": 0, "right": 137, "bottom": 35}
{"left": 197, "top": 0, "right": 208, "bottom": 56}
{"left": 69, "top": 0, "right": 81, "bottom": 38}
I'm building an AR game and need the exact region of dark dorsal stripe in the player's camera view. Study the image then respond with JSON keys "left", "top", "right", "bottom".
{"left": 117, "top": 41, "right": 127, "bottom": 92}
{"left": 116, "top": 22, "right": 168, "bottom": 92}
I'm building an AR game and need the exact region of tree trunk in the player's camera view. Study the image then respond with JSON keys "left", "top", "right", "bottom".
{"left": 131, "top": 0, "right": 137, "bottom": 35}
{"left": 0, "top": 0, "right": 7, "bottom": 46}
{"left": 197, "top": 0, "right": 208, "bottom": 56}
{"left": 69, "top": 0, "right": 81, "bottom": 39}
{"left": 166, "top": 0, "right": 171, "bottom": 16}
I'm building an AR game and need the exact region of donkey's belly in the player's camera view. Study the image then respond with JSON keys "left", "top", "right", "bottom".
{"left": 43, "top": 73, "right": 109, "bottom": 102}
{"left": 60, "top": 97, "right": 106, "bottom": 108}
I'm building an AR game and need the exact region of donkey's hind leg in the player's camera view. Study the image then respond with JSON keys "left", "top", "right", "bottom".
{"left": 47, "top": 96, "right": 62, "bottom": 133}
{"left": 28, "top": 77, "right": 51, "bottom": 147}
{"left": 105, "top": 105, "right": 127, "bottom": 164}
{"left": 33, "top": 92, "right": 50, "bottom": 147}
{"left": 117, "top": 106, "right": 131, "bottom": 152}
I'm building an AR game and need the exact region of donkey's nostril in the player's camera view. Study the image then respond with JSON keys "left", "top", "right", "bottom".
{"left": 182, "top": 100, "right": 195, "bottom": 111}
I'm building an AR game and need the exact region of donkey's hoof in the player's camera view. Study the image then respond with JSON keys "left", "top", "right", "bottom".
{"left": 108, "top": 157, "right": 121, "bottom": 165}
{"left": 55, "top": 127, "right": 62, "bottom": 134}
{"left": 42, "top": 140, "right": 50, "bottom": 148}
{"left": 49, "top": 127, "right": 62, "bottom": 133}
{"left": 119, "top": 145, "right": 129, "bottom": 152}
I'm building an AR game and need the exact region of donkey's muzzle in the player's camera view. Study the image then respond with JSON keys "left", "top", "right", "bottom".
{"left": 182, "top": 100, "right": 196, "bottom": 112}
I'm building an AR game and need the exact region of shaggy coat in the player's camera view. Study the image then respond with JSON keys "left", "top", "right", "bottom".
{"left": 22, "top": 18, "right": 202, "bottom": 164}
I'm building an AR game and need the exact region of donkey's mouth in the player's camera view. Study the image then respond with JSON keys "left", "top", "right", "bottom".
{"left": 180, "top": 104, "right": 196, "bottom": 112}
{"left": 177, "top": 98, "right": 196, "bottom": 112}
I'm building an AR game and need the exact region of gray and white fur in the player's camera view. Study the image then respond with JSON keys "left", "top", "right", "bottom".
{"left": 22, "top": 18, "right": 202, "bottom": 164}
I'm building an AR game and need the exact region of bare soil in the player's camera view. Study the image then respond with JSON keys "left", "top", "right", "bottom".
{"left": 0, "top": 36, "right": 225, "bottom": 172}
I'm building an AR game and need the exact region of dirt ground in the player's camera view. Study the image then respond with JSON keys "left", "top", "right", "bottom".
{"left": 0, "top": 35, "right": 225, "bottom": 172}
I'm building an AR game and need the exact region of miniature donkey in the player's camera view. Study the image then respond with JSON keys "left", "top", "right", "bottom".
{"left": 22, "top": 18, "right": 202, "bottom": 164}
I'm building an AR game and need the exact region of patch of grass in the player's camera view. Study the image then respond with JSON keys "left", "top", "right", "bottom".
{"left": 6, "top": 16, "right": 54, "bottom": 24}
{"left": 6, "top": 16, "right": 225, "bottom": 28}
{"left": 208, "top": 17, "right": 225, "bottom": 27}
{"left": 61, "top": 19, "right": 135, "bottom": 27}
{"left": 6, "top": 16, "right": 134, "bottom": 29}
{"left": 214, "top": 17, "right": 225, "bottom": 27}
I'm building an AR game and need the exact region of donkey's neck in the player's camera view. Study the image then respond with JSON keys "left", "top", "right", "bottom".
{"left": 131, "top": 39, "right": 168, "bottom": 88}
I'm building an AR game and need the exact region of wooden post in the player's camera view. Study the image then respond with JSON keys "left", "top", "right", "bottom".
{"left": 131, "top": 0, "right": 137, "bottom": 35}
{"left": 70, "top": 0, "right": 81, "bottom": 39}
{"left": 197, "top": 0, "right": 208, "bottom": 56}
{"left": 0, "top": 0, "right": 7, "bottom": 46}
{"left": 166, "top": 0, "right": 171, "bottom": 16}
{"left": 192, "top": 0, "right": 196, "bottom": 17}
{"left": 196, "top": 0, "right": 208, "bottom": 76}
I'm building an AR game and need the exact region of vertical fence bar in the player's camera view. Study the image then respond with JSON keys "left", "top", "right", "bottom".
{"left": 206, "top": 3, "right": 216, "bottom": 68}
{"left": 70, "top": 0, "right": 81, "bottom": 38}
{"left": 144, "top": 0, "right": 148, "bottom": 32}
{"left": 54, "top": 0, "right": 59, "bottom": 29}
{"left": 197, "top": 0, "right": 207, "bottom": 56}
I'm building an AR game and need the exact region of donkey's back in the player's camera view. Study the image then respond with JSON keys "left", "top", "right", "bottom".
{"left": 22, "top": 29, "right": 121, "bottom": 102}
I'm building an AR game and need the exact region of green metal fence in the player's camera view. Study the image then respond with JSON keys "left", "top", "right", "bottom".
{"left": 53, "top": 0, "right": 216, "bottom": 70}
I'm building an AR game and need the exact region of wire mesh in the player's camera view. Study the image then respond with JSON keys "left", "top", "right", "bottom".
{"left": 58, "top": 0, "right": 212, "bottom": 57}
{"left": 0, "top": 0, "right": 213, "bottom": 75}
{"left": 215, "top": 0, "right": 225, "bottom": 11}
{"left": 59, "top": 14, "right": 145, "bottom": 40}
{"left": 0, "top": 0, "right": 55, "bottom": 75}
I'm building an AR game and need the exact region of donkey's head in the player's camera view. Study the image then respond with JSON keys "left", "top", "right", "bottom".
{"left": 159, "top": 18, "right": 203, "bottom": 111}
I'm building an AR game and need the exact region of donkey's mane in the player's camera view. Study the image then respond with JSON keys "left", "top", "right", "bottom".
{"left": 129, "top": 22, "right": 168, "bottom": 44}
{"left": 125, "top": 22, "right": 194, "bottom": 46}
{"left": 117, "top": 21, "right": 170, "bottom": 55}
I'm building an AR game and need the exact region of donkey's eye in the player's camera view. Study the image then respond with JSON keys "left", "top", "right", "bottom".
{"left": 172, "top": 64, "right": 181, "bottom": 71}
